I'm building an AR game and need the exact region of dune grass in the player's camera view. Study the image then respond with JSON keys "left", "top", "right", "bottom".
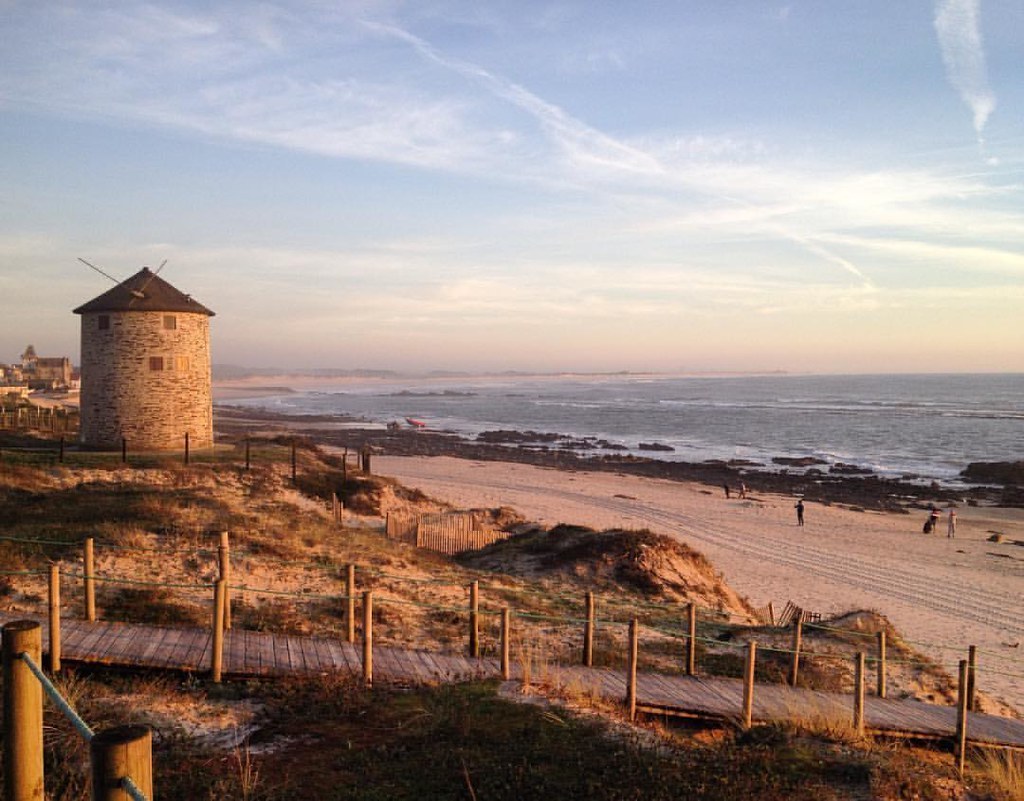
{"left": 0, "top": 442, "right": 997, "bottom": 799}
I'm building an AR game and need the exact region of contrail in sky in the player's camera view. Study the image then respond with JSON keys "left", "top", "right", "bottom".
{"left": 933, "top": 0, "right": 996, "bottom": 150}
{"left": 367, "top": 20, "right": 874, "bottom": 288}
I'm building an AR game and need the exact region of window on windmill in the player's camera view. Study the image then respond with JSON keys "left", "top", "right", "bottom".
{"left": 98, "top": 315, "right": 110, "bottom": 330}
{"left": 163, "top": 315, "right": 177, "bottom": 330}
{"left": 175, "top": 356, "right": 190, "bottom": 371}
{"left": 149, "top": 356, "right": 164, "bottom": 371}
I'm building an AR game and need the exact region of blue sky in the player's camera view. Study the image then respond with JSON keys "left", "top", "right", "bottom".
{"left": 1, "top": 1, "right": 1022, "bottom": 373}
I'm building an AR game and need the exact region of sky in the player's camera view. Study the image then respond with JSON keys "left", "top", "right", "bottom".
{"left": 1, "top": 1, "right": 1022, "bottom": 375}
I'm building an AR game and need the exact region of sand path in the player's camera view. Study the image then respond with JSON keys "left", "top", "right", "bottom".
{"left": 378, "top": 455, "right": 1024, "bottom": 712}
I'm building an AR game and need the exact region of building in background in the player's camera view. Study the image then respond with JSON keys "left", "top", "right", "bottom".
{"left": 19, "top": 344, "right": 72, "bottom": 389}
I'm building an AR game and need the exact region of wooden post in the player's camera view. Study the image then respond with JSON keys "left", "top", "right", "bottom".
{"left": 686, "top": 602, "right": 697, "bottom": 676}
{"left": 583, "top": 591, "right": 594, "bottom": 667}
{"left": 854, "top": 651, "right": 865, "bottom": 735}
{"left": 84, "top": 538, "right": 96, "bottom": 622}
{"left": 767, "top": 601, "right": 776, "bottom": 626}
{"left": 790, "top": 616, "right": 803, "bottom": 687}
{"left": 291, "top": 440, "right": 297, "bottom": 484}
{"left": 877, "top": 631, "right": 887, "bottom": 698}
{"left": 218, "top": 532, "right": 231, "bottom": 630}
{"left": 48, "top": 564, "right": 61, "bottom": 673}
{"left": 501, "top": 607, "right": 511, "bottom": 681}
{"left": 211, "top": 580, "right": 226, "bottom": 682}
{"left": 342, "top": 448, "right": 348, "bottom": 482}
{"left": 59, "top": 436, "right": 64, "bottom": 463}
{"left": 362, "top": 590, "right": 373, "bottom": 685}
{"left": 345, "top": 564, "right": 356, "bottom": 643}
{"left": 2, "top": 620, "right": 44, "bottom": 801}
{"left": 626, "top": 618, "right": 639, "bottom": 721}
{"left": 90, "top": 725, "right": 153, "bottom": 801}
{"left": 121, "top": 437, "right": 127, "bottom": 464}
{"left": 967, "top": 645, "right": 977, "bottom": 712}
{"left": 742, "top": 641, "right": 757, "bottom": 729}
{"left": 184, "top": 431, "right": 190, "bottom": 465}
{"left": 469, "top": 581, "right": 480, "bottom": 658}
{"left": 244, "top": 436, "right": 250, "bottom": 470}
{"left": 955, "top": 659, "right": 969, "bottom": 776}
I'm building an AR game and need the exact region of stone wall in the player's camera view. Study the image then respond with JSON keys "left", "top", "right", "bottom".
{"left": 79, "top": 311, "right": 213, "bottom": 451}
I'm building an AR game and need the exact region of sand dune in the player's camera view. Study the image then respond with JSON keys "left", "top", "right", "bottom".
{"left": 378, "top": 455, "right": 1024, "bottom": 713}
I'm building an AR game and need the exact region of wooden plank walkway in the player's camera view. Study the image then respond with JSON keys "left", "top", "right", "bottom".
{"left": 5, "top": 614, "right": 1023, "bottom": 749}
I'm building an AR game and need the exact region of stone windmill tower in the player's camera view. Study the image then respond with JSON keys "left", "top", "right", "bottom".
{"left": 74, "top": 267, "right": 215, "bottom": 451}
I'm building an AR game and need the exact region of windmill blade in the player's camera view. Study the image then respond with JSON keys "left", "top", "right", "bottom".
{"left": 136, "top": 259, "right": 169, "bottom": 298}
{"left": 77, "top": 257, "right": 123, "bottom": 285}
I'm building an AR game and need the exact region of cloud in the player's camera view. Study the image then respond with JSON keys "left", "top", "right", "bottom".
{"left": 361, "top": 20, "right": 664, "bottom": 178}
{"left": 934, "top": 0, "right": 996, "bottom": 139}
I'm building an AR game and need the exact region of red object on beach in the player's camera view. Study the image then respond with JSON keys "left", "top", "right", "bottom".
{"left": 406, "top": 417, "right": 427, "bottom": 428}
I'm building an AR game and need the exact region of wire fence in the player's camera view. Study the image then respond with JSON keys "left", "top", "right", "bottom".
{"left": 3, "top": 527, "right": 1023, "bottom": 682}
{"left": 2, "top": 547, "right": 1023, "bottom": 786}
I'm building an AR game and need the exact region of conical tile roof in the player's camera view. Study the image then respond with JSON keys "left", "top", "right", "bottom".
{"left": 73, "top": 268, "right": 215, "bottom": 316}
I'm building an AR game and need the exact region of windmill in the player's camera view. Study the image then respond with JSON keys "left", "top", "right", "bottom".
{"left": 73, "top": 258, "right": 216, "bottom": 452}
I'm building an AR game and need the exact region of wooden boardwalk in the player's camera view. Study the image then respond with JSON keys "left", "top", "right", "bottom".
{"left": 5, "top": 614, "right": 1023, "bottom": 749}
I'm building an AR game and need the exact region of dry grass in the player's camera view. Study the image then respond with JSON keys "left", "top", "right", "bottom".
{"left": 973, "top": 748, "right": 1024, "bottom": 800}
{"left": 771, "top": 697, "right": 863, "bottom": 744}
{"left": 0, "top": 443, "right": 1007, "bottom": 799}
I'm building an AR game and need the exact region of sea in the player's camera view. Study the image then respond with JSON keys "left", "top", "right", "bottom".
{"left": 225, "top": 373, "right": 1024, "bottom": 488}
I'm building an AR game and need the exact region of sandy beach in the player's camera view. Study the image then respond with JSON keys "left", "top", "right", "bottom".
{"left": 378, "top": 455, "right": 1024, "bottom": 712}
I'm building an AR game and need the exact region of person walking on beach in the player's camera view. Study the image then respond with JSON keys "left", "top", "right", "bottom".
{"left": 947, "top": 508, "right": 957, "bottom": 538}
{"left": 723, "top": 483, "right": 731, "bottom": 499}
{"left": 739, "top": 482, "right": 747, "bottom": 499}
{"left": 929, "top": 506, "right": 941, "bottom": 534}
{"left": 795, "top": 499, "right": 805, "bottom": 526}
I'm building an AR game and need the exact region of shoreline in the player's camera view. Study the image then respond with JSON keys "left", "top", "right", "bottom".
{"left": 213, "top": 404, "right": 1021, "bottom": 511}
{"left": 212, "top": 404, "right": 1024, "bottom": 711}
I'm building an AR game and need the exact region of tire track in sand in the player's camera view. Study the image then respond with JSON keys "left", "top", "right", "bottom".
{"left": 388, "top": 461, "right": 1024, "bottom": 637}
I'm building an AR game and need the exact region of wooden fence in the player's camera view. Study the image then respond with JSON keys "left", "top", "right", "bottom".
{"left": 3, "top": 531, "right": 1022, "bottom": 791}
{"left": 385, "top": 512, "right": 513, "bottom": 555}
{"left": 3, "top": 619, "right": 152, "bottom": 801}
{"left": 0, "top": 405, "right": 79, "bottom": 434}
{"left": 753, "top": 600, "right": 823, "bottom": 627}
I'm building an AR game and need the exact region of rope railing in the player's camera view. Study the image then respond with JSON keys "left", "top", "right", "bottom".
{"left": 13, "top": 556, "right": 1023, "bottom": 681}
{"left": 61, "top": 571, "right": 211, "bottom": 593}
{"left": 4, "top": 566, "right": 1024, "bottom": 789}
{"left": 804, "top": 621, "right": 1023, "bottom": 664}
{"left": 1, "top": 623, "right": 153, "bottom": 801}
{"left": 121, "top": 776, "right": 150, "bottom": 801}
{"left": 9, "top": 553, "right": 1024, "bottom": 683}
{"left": 0, "top": 534, "right": 78, "bottom": 547}
{"left": 1, "top": 527, "right": 750, "bottom": 623}
{"left": 19, "top": 651, "right": 95, "bottom": 742}
{"left": 375, "top": 595, "right": 470, "bottom": 614}
{"left": 228, "top": 582, "right": 348, "bottom": 602}
{"left": 4, "top": 532, "right": 832, "bottom": 637}
{"left": 6, "top": 531, "right": 1024, "bottom": 700}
